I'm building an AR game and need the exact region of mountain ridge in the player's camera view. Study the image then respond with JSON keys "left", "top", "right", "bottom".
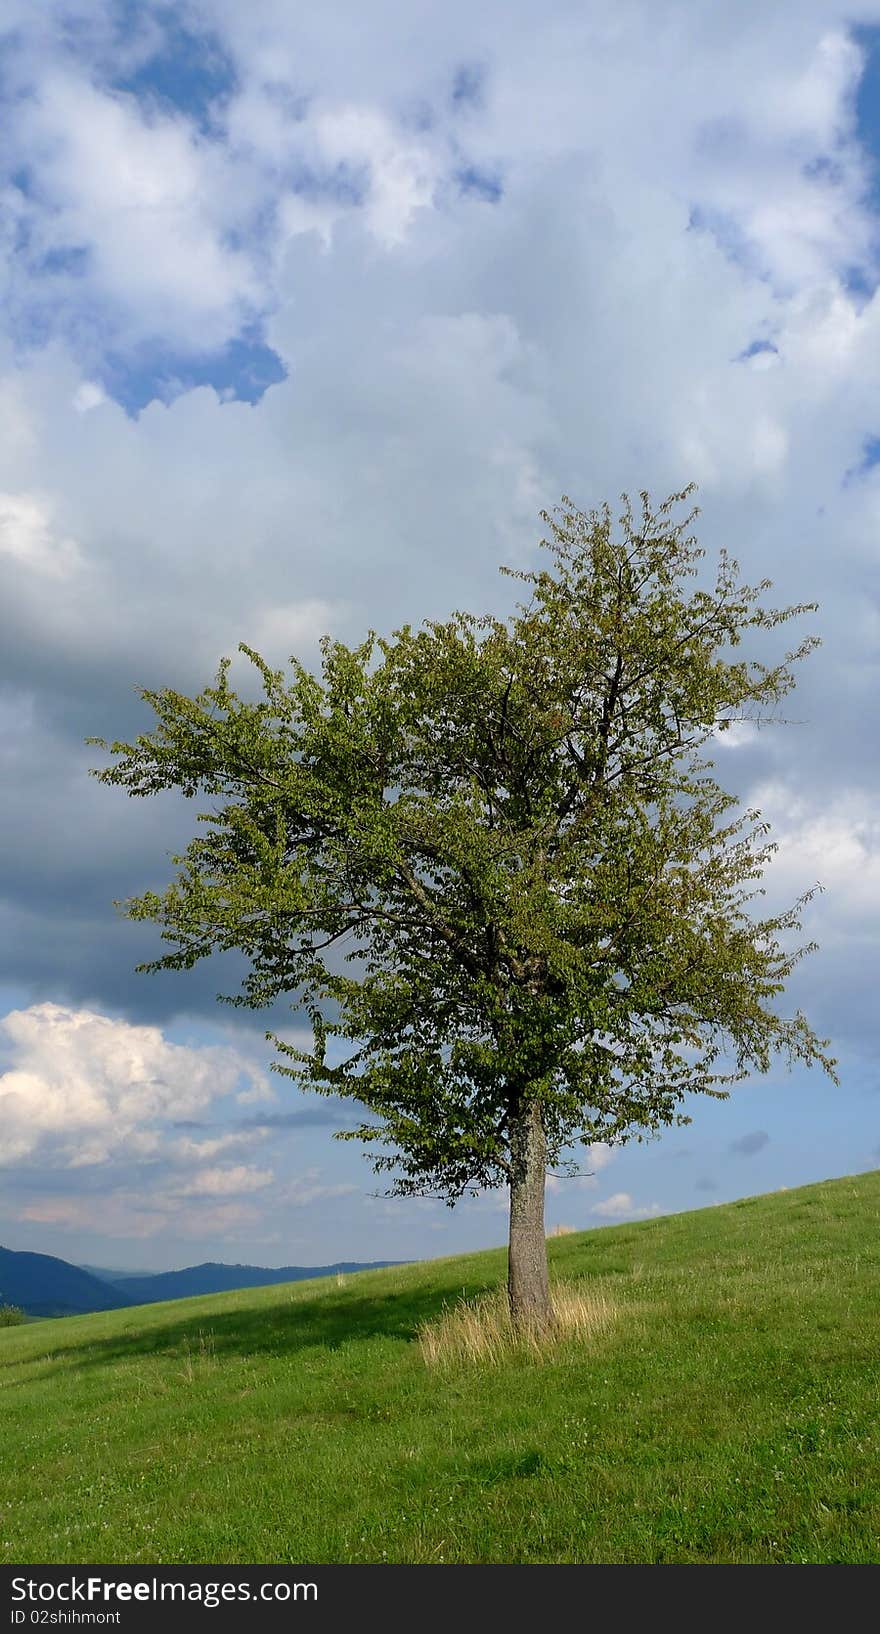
{"left": 109, "top": 1259, "right": 407, "bottom": 1304}
{"left": 1, "top": 1244, "right": 407, "bottom": 1316}
{"left": 0, "top": 1245, "right": 130, "bottom": 1317}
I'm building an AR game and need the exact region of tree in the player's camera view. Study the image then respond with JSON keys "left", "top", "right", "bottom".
{"left": 89, "top": 487, "right": 837, "bottom": 1334}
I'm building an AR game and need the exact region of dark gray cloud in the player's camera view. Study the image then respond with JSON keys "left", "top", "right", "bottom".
{"left": 241, "top": 1102, "right": 357, "bottom": 1131}
{"left": 729, "top": 1131, "right": 771, "bottom": 1158}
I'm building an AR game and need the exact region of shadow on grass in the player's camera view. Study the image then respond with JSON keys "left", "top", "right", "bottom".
{"left": 16, "top": 1273, "right": 505, "bottom": 1382}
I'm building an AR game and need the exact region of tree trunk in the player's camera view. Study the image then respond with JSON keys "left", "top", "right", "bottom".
{"left": 507, "top": 1096, "right": 552, "bottom": 1334}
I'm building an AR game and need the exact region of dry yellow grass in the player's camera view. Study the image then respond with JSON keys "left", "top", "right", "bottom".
{"left": 417, "top": 1282, "right": 615, "bottom": 1368}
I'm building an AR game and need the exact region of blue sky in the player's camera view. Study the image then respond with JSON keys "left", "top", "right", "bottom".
{"left": 2, "top": 0, "right": 880, "bottom": 1270}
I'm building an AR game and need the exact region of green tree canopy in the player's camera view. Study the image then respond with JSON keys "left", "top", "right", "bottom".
{"left": 90, "top": 487, "right": 837, "bottom": 1330}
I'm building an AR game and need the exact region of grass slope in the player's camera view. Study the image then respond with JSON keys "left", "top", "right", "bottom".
{"left": 2, "top": 1172, "right": 879, "bottom": 1565}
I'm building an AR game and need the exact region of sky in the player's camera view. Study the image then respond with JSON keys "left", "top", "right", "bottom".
{"left": 2, "top": 0, "right": 880, "bottom": 1273}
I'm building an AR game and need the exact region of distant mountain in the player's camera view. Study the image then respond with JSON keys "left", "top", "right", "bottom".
{"left": 2, "top": 1245, "right": 408, "bottom": 1320}
{"left": 78, "top": 1264, "right": 162, "bottom": 1285}
{"left": 0, "top": 1245, "right": 131, "bottom": 1318}
{"left": 112, "top": 1260, "right": 406, "bottom": 1305}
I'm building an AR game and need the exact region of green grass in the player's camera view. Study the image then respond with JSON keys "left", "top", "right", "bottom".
{"left": 2, "top": 1171, "right": 879, "bottom": 1564}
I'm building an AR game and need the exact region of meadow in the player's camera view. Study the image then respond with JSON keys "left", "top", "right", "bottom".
{"left": 2, "top": 1171, "right": 879, "bottom": 1565}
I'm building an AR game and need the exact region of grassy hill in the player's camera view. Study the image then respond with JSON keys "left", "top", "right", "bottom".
{"left": 2, "top": 1172, "right": 879, "bottom": 1565}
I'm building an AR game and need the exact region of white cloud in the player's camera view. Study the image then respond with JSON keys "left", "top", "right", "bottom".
{"left": 235, "top": 1081, "right": 278, "bottom": 1106}
{"left": 176, "top": 1164, "right": 275, "bottom": 1197}
{"left": 591, "top": 1192, "right": 661, "bottom": 1221}
{"left": 312, "top": 105, "right": 436, "bottom": 247}
{"left": 10, "top": 71, "right": 261, "bottom": 354}
{"left": 277, "top": 191, "right": 339, "bottom": 250}
{"left": 753, "top": 783, "right": 880, "bottom": 930}
{"left": 0, "top": 1003, "right": 271, "bottom": 1167}
{"left": 3, "top": 3, "right": 879, "bottom": 374}
{"left": 584, "top": 1142, "right": 614, "bottom": 1174}
{"left": 0, "top": 492, "right": 82, "bottom": 578}
{"left": 241, "top": 598, "right": 342, "bottom": 668}
{"left": 280, "top": 1168, "right": 359, "bottom": 1207}
{"left": 72, "top": 382, "right": 106, "bottom": 413}
{"left": 546, "top": 1142, "right": 615, "bottom": 1194}
{"left": 171, "top": 1131, "right": 268, "bottom": 1163}
{"left": 18, "top": 1190, "right": 264, "bottom": 1242}
{"left": 0, "top": 377, "right": 36, "bottom": 459}
{"left": 712, "top": 720, "right": 760, "bottom": 750}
